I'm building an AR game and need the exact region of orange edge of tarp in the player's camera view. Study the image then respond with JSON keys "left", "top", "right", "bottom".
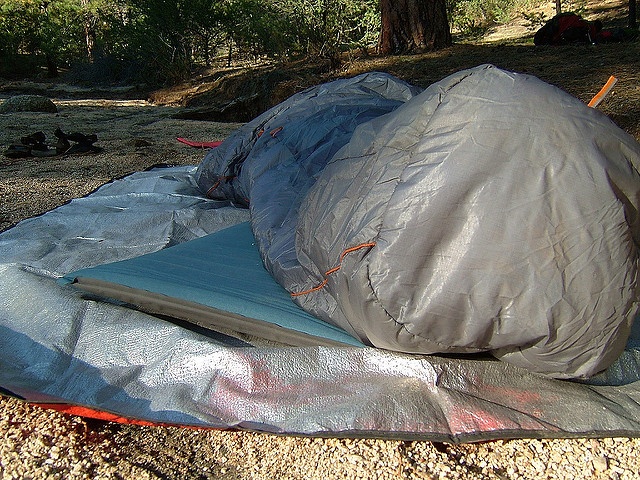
{"left": 32, "top": 402, "right": 214, "bottom": 429}
{"left": 588, "top": 76, "right": 618, "bottom": 108}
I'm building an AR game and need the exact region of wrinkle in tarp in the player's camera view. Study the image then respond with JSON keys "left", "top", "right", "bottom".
{"left": 1, "top": 67, "right": 640, "bottom": 441}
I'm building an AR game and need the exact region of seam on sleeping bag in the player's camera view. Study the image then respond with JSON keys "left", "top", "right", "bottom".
{"left": 206, "top": 175, "right": 236, "bottom": 197}
{"left": 360, "top": 77, "right": 473, "bottom": 349}
{"left": 364, "top": 262, "right": 461, "bottom": 349}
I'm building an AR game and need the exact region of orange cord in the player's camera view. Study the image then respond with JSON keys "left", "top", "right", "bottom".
{"left": 206, "top": 175, "right": 235, "bottom": 197}
{"left": 291, "top": 242, "right": 376, "bottom": 297}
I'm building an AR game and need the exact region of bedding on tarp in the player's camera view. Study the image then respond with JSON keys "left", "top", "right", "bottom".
{"left": 195, "top": 65, "right": 640, "bottom": 379}
{"left": 2, "top": 65, "right": 640, "bottom": 441}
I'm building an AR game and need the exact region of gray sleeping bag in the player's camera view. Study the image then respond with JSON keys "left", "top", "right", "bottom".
{"left": 196, "top": 64, "right": 640, "bottom": 378}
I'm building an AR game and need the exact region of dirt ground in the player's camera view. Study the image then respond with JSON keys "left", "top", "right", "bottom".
{"left": 0, "top": 100, "right": 242, "bottom": 232}
{"left": 2, "top": 0, "right": 640, "bottom": 478}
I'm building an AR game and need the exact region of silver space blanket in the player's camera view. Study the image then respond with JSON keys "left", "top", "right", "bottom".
{"left": 1, "top": 66, "right": 640, "bottom": 441}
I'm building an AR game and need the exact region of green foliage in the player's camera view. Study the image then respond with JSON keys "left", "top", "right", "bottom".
{"left": 522, "top": 0, "right": 589, "bottom": 31}
{"left": 448, "top": 0, "right": 539, "bottom": 37}
{"left": 522, "top": 10, "right": 548, "bottom": 30}
{"left": 116, "top": 0, "right": 381, "bottom": 81}
{"left": 0, "top": 0, "right": 130, "bottom": 77}
{"left": 279, "top": 0, "right": 379, "bottom": 59}
{"left": 220, "top": 0, "right": 294, "bottom": 59}
{"left": 122, "top": 0, "right": 212, "bottom": 83}
{"left": 0, "top": 0, "right": 383, "bottom": 82}
{"left": 1, "top": 0, "right": 554, "bottom": 84}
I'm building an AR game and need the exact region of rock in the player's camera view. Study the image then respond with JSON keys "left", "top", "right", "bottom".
{"left": 132, "top": 138, "right": 153, "bottom": 148}
{"left": 593, "top": 455, "right": 608, "bottom": 472}
{"left": 0, "top": 95, "right": 58, "bottom": 114}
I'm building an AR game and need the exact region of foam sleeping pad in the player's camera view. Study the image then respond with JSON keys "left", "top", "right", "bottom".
{"left": 62, "top": 222, "right": 363, "bottom": 347}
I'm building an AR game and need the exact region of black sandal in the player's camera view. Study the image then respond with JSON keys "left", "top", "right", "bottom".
{"left": 55, "top": 128, "right": 102, "bottom": 155}
{"left": 3, "top": 144, "right": 32, "bottom": 159}
{"left": 20, "top": 131, "right": 46, "bottom": 146}
{"left": 4, "top": 129, "right": 102, "bottom": 159}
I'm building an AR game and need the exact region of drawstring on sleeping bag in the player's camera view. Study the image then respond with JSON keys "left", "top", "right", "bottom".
{"left": 291, "top": 242, "right": 376, "bottom": 297}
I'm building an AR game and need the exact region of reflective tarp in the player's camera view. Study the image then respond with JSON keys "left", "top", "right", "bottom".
{"left": 0, "top": 165, "right": 640, "bottom": 441}
{"left": 2, "top": 67, "right": 640, "bottom": 441}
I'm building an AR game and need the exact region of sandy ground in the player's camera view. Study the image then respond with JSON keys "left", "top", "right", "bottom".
{"left": 0, "top": 100, "right": 241, "bottom": 232}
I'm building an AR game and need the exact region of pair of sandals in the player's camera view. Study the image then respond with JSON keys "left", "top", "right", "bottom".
{"left": 4, "top": 128, "right": 102, "bottom": 159}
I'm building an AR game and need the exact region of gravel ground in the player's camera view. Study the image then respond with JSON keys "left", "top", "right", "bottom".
{"left": 2, "top": 68, "right": 640, "bottom": 478}
{"left": 2, "top": 391, "right": 640, "bottom": 479}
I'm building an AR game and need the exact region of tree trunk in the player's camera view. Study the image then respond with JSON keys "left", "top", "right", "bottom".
{"left": 45, "top": 54, "right": 59, "bottom": 77}
{"left": 378, "top": 0, "right": 451, "bottom": 54}
{"left": 556, "top": 0, "right": 562, "bottom": 15}
{"left": 81, "top": 0, "right": 95, "bottom": 61}
{"left": 630, "top": 0, "right": 637, "bottom": 29}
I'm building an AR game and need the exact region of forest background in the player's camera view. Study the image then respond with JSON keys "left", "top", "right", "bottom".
{"left": 0, "top": 0, "right": 581, "bottom": 86}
